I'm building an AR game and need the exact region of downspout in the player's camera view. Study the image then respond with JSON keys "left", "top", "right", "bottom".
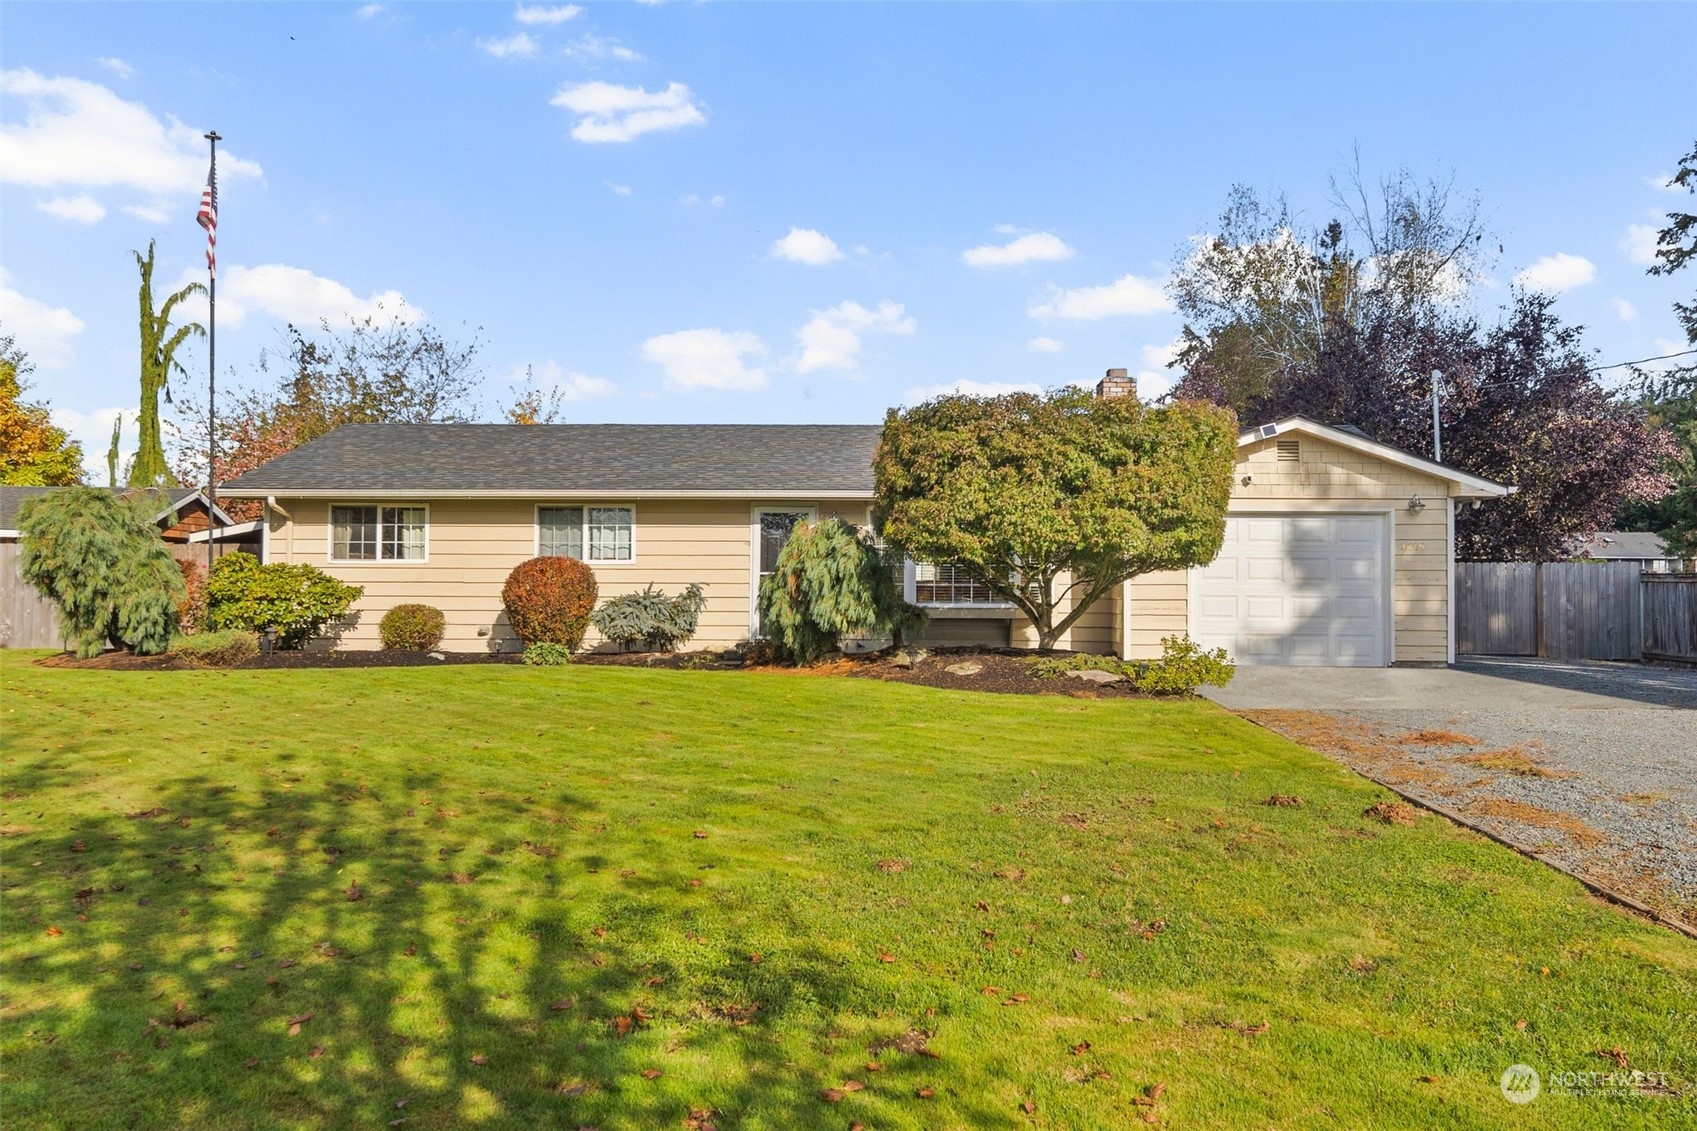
{"left": 266, "top": 496, "right": 293, "bottom": 564}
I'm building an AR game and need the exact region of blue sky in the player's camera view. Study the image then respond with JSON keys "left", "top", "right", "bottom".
{"left": 2, "top": 2, "right": 1692, "bottom": 476}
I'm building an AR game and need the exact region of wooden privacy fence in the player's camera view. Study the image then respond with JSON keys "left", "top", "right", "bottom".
{"left": 1457, "top": 561, "right": 1697, "bottom": 662}
{"left": 1643, "top": 574, "right": 1697, "bottom": 663}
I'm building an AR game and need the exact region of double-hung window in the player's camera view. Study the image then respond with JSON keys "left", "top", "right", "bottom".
{"left": 538, "top": 506, "right": 634, "bottom": 562}
{"left": 330, "top": 505, "right": 427, "bottom": 561}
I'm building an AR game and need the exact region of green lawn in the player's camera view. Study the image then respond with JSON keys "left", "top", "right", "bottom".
{"left": 1, "top": 652, "right": 1692, "bottom": 1129}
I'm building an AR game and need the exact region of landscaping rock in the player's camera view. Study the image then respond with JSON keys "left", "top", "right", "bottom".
{"left": 1064, "top": 669, "right": 1124, "bottom": 685}
{"left": 428, "top": 652, "right": 446, "bottom": 661}
{"left": 944, "top": 661, "right": 983, "bottom": 677}
{"left": 889, "top": 648, "right": 929, "bottom": 670}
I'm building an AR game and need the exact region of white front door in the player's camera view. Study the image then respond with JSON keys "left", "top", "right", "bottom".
{"left": 1190, "top": 514, "right": 1389, "bottom": 666}
{"left": 750, "top": 508, "right": 814, "bottom": 638}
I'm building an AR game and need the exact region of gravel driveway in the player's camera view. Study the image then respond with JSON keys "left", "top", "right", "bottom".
{"left": 1203, "top": 657, "right": 1697, "bottom": 927}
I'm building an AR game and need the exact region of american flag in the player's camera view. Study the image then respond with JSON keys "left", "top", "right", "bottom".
{"left": 196, "top": 159, "right": 218, "bottom": 276}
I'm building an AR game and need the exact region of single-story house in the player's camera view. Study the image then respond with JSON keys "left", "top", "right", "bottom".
{"left": 0, "top": 485, "right": 262, "bottom": 648}
{"left": 221, "top": 372, "right": 1513, "bottom": 666}
{"left": 1574, "top": 531, "right": 1690, "bottom": 573}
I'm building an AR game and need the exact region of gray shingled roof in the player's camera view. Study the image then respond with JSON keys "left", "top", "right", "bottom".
{"left": 219, "top": 424, "right": 885, "bottom": 496}
{"left": 0, "top": 486, "right": 202, "bottom": 530}
{"left": 1576, "top": 531, "right": 1671, "bottom": 560}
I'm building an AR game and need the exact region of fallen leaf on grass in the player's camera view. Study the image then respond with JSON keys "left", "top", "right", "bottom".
{"left": 1222, "top": 1020, "right": 1270, "bottom": 1037}
{"left": 1138, "top": 920, "right": 1168, "bottom": 940}
{"left": 916, "top": 1087, "right": 935, "bottom": 1099}
{"left": 865, "top": 1061, "right": 883, "bottom": 1072}
{"left": 1003, "top": 993, "right": 1029, "bottom": 1006}
{"left": 693, "top": 830, "right": 709, "bottom": 839}
{"left": 345, "top": 882, "right": 363, "bottom": 902}
{"left": 555, "top": 1081, "right": 589, "bottom": 1097}
{"left": 641, "top": 1069, "right": 663, "bottom": 1079}
{"left": 877, "top": 952, "right": 896, "bottom": 964}
{"left": 1262, "top": 794, "right": 1304, "bottom": 808}
{"left": 841, "top": 1080, "right": 865, "bottom": 1092}
{"left": 470, "top": 1053, "right": 487, "bottom": 1065}
{"left": 286, "top": 1011, "right": 314, "bottom": 1037}
{"left": 277, "top": 959, "right": 298, "bottom": 969}
{"left": 1070, "top": 1041, "right": 1092, "bottom": 1055}
{"left": 242, "top": 1058, "right": 259, "bottom": 1069}
{"left": 645, "top": 976, "right": 666, "bottom": 987}
{"left": 819, "top": 1088, "right": 845, "bottom": 1103}
{"left": 1146, "top": 1082, "right": 1167, "bottom": 1100}
{"left": 1348, "top": 955, "right": 1379, "bottom": 973}
{"left": 1418, "top": 1075, "right": 1440, "bottom": 1084}
{"left": 309, "top": 1046, "right": 325, "bottom": 1060}
{"left": 70, "top": 840, "right": 86, "bottom": 853}
{"left": 877, "top": 858, "right": 906, "bottom": 873}
{"left": 45, "top": 926, "right": 62, "bottom": 938}
{"left": 1021, "top": 1099, "right": 1036, "bottom": 1114}
{"left": 549, "top": 1000, "right": 575, "bottom": 1012}
{"left": 1597, "top": 1047, "right": 1630, "bottom": 1069}
{"left": 1070, "top": 948, "right": 1086, "bottom": 963}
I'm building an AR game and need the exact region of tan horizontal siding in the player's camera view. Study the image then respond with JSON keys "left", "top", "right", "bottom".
{"left": 268, "top": 497, "right": 871, "bottom": 652}
{"left": 1116, "top": 436, "right": 1456, "bottom": 663}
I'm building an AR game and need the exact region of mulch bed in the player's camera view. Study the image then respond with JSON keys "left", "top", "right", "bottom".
{"left": 33, "top": 645, "right": 1153, "bottom": 697}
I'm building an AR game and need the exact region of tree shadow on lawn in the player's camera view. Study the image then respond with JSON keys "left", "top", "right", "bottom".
{"left": 1, "top": 751, "right": 1015, "bottom": 1130}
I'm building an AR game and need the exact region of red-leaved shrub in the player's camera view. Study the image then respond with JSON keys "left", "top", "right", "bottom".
{"left": 501, "top": 557, "right": 598, "bottom": 649}
{"left": 176, "top": 558, "right": 207, "bottom": 633}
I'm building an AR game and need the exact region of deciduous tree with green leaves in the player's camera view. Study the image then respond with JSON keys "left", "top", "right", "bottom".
{"left": 874, "top": 389, "right": 1238, "bottom": 650}
{"left": 17, "top": 487, "right": 185, "bottom": 658}
{"left": 130, "top": 240, "right": 204, "bottom": 488}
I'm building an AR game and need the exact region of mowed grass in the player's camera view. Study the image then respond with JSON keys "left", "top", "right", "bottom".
{"left": 1, "top": 652, "right": 1693, "bottom": 1130}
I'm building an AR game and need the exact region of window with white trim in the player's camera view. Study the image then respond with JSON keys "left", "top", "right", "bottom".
{"left": 538, "top": 506, "right": 634, "bottom": 562}
{"left": 330, "top": 505, "right": 426, "bottom": 561}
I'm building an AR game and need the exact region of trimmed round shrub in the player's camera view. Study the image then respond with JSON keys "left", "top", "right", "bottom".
{"left": 168, "top": 628, "right": 259, "bottom": 668}
{"left": 380, "top": 603, "right": 446, "bottom": 652}
{"left": 502, "top": 556, "right": 597, "bottom": 649}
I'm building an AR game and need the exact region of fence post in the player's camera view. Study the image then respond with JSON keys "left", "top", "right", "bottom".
{"left": 1533, "top": 561, "right": 1544, "bottom": 658}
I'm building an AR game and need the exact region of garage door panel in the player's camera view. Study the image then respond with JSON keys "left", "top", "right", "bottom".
{"left": 1190, "top": 514, "right": 1387, "bottom": 667}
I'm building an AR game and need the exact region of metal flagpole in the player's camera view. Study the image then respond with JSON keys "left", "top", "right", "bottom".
{"left": 204, "top": 131, "right": 221, "bottom": 578}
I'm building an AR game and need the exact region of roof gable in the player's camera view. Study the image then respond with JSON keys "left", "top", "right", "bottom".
{"left": 1240, "top": 417, "right": 1513, "bottom": 498}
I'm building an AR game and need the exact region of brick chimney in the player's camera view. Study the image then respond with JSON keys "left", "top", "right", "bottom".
{"left": 1095, "top": 367, "right": 1136, "bottom": 400}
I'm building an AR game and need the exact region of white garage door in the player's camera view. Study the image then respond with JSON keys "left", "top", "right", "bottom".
{"left": 1191, "top": 514, "right": 1387, "bottom": 666}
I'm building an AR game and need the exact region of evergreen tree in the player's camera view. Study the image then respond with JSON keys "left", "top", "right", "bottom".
{"left": 130, "top": 240, "right": 204, "bottom": 488}
{"left": 758, "top": 518, "right": 923, "bottom": 664}
{"left": 17, "top": 487, "right": 185, "bottom": 658}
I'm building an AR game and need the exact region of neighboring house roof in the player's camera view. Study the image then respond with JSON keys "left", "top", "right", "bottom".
{"left": 1576, "top": 531, "right": 1671, "bottom": 560}
{"left": 0, "top": 485, "right": 233, "bottom": 535}
{"left": 1241, "top": 417, "right": 1514, "bottom": 498}
{"left": 219, "top": 423, "right": 887, "bottom": 498}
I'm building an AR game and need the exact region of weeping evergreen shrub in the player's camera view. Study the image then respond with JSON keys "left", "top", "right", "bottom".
{"left": 17, "top": 487, "right": 186, "bottom": 658}
{"left": 590, "top": 583, "right": 707, "bottom": 651}
{"left": 756, "top": 518, "right": 924, "bottom": 665}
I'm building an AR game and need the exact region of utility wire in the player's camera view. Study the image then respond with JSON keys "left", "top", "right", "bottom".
{"left": 1590, "top": 347, "right": 1697, "bottom": 372}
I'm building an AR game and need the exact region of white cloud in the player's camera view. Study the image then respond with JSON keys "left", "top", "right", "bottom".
{"left": 680, "top": 193, "right": 725, "bottom": 207}
{"left": 549, "top": 80, "right": 706, "bottom": 143}
{"left": 511, "top": 360, "right": 614, "bottom": 401}
{"left": 902, "top": 378, "right": 1041, "bottom": 404}
{"left": 95, "top": 57, "right": 133, "bottom": 79}
{"left": 478, "top": 33, "right": 539, "bottom": 59}
{"left": 514, "top": 3, "right": 582, "bottom": 24}
{"left": 1622, "top": 223, "right": 1660, "bottom": 266}
{"left": 1139, "top": 335, "right": 1185, "bottom": 372}
{"left": 36, "top": 194, "right": 105, "bottom": 224}
{"left": 356, "top": 3, "right": 385, "bottom": 18}
{"left": 0, "top": 68, "right": 262, "bottom": 196}
{"left": 122, "top": 201, "right": 173, "bottom": 223}
{"left": 641, "top": 328, "right": 767, "bottom": 392}
{"left": 1645, "top": 173, "right": 1686, "bottom": 194}
{"left": 1027, "top": 273, "right": 1171, "bottom": 320}
{"left": 606, "top": 181, "right": 632, "bottom": 196}
{"left": 0, "top": 270, "right": 86, "bottom": 368}
{"left": 961, "top": 231, "right": 1075, "bottom": 268}
{"left": 794, "top": 301, "right": 916, "bottom": 375}
{"left": 1514, "top": 252, "right": 1596, "bottom": 293}
{"left": 48, "top": 404, "right": 133, "bottom": 483}
{"left": 1027, "top": 336, "right": 1065, "bottom": 353}
{"left": 565, "top": 34, "right": 644, "bottom": 62}
{"left": 1612, "top": 297, "right": 1639, "bottom": 322}
{"left": 770, "top": 227, "right": 842, "bottom": 266}
{"left": 173, "top": 263, "right": 421, "bottom": 329}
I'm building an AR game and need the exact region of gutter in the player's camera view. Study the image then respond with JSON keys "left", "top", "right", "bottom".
{"left": 222, "top": 488, "right": 875, "bottom": 501}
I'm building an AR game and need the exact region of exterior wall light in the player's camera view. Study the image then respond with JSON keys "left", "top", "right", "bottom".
{"left": 1407, "top": 495, "right": 1427, "bottom": 513}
